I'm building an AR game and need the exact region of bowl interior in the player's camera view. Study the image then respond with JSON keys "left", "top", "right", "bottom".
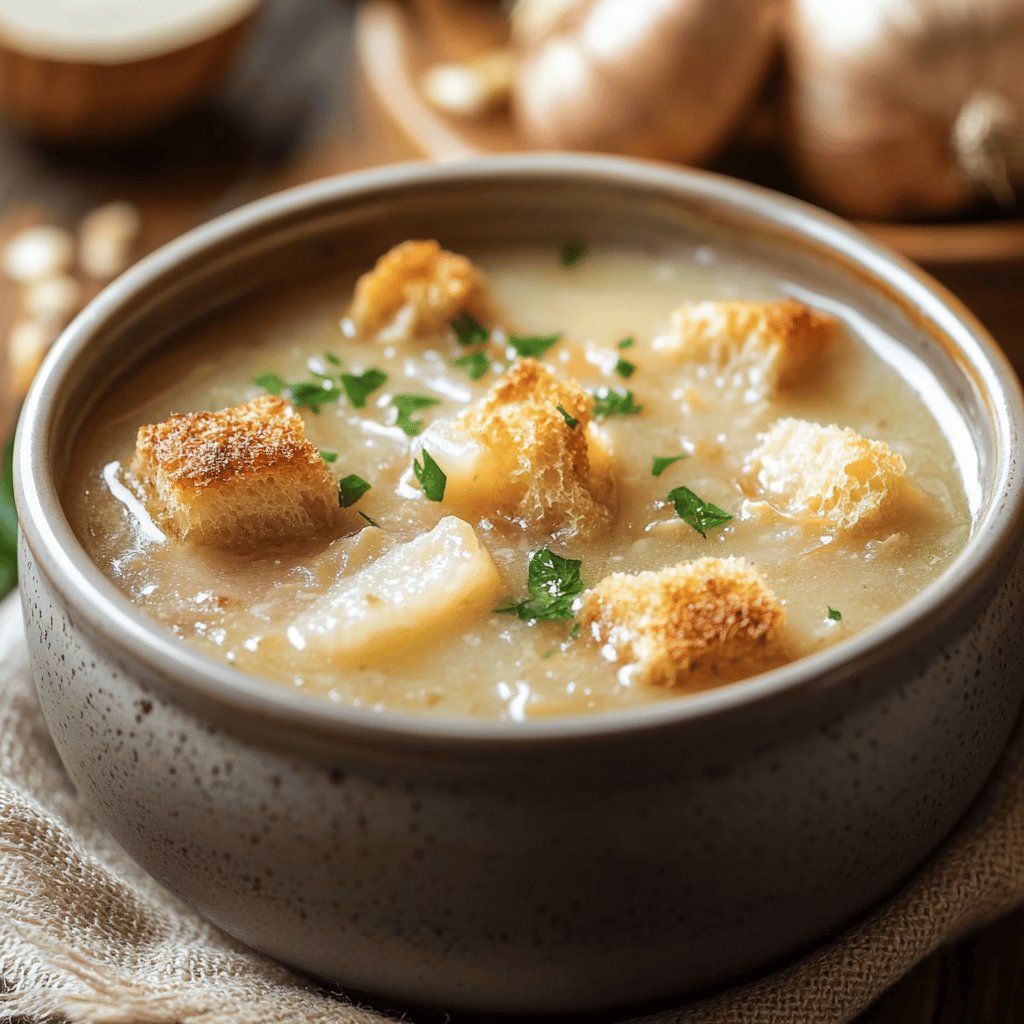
{"left": 17, "top": 156, "right": 1024, "bottom": 745}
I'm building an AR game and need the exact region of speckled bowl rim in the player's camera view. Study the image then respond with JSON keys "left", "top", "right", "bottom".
{"left": 15, "top": 154, "right": 1024, "bottom": 749}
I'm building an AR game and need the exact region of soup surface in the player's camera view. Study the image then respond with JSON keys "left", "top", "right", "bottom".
{"left": 69, "top": 241, "right": 974, "bottom": 720}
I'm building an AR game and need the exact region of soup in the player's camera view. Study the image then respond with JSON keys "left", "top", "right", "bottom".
{"left": 68, "top": 239, "right": 973, "bottom": 720}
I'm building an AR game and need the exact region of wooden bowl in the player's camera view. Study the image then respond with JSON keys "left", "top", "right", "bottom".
{"left": 0, "top": 1, "right": 258, "bottom": 140}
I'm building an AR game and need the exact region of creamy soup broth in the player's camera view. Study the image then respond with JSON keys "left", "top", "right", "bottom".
{"left": 68, "top": 244, "right": 973, "bottom": 719}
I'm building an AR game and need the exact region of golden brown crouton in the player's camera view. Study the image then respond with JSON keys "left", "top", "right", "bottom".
{"left": 133, "top": 395, "right": 347, "bottom": 549}
{"left": 422, "top": 359, "right": 614, "bottom": 539}
{"left": 348, "top": 240, "right": 492, "bottom": 340}
{"left": 742, "top": 417, "right": 906, "bottom": 532}
{"left": 652, "top": 298, "right": 838, "bottom": 397}
{"left": 579, "top": 556, "right": 785, "bottom": 687}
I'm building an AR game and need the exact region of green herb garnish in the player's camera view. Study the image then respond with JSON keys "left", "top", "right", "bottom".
{"left": 392, "top": 393, "right": 441, "bottom": 436}
{"left": 509, "top": 333, "right": 562, "bottom": 359}
{"left": 341, "top": 368, "right": 388, "bottom": 409}
{"left": 557, "top": 403, "right": 579, "bottom": 429}
{"left": 666, "top": 486, "right": 732, "bottom": 538}
{"left": 320, "top": 450, "right": 339, "bottom": 464}
{"left": 614, "top": 357, "right": 636, "bottom": 379}
{"left": 286, "top": 378, "right": 343, "bottom": 414}
{"left": 357, "top": 511, "right": 380, "bottom": 528}
{"left": 0, "top": 431, "right": 16, "bottom": 597}
{"left": 453, "top": 350, "right": 491, "bottom": 381}
{"left": 495, "top": 548, "right": 584, "bottom": 623}
{"left": 559, "top": 239, "right": 587, "bottom": 268}
{"left": 451, "top": 311, "right": 489, "bottom": 348}
{"left": 569, "top": 622, "right": 582, "bottom": 641}
{"left": 591, "top": 387, "right": 642, "bottom": 418}
{"left": 338, "top": 474, "right": 371, "bottom": 508}
{"left": 413, "top": 449, "right": 447, "bottom": 502}
{"left": 324, "top": 351, "right": 342, "bottom": 367}
{"left": 254, "top": 372, "right": 285, "bottom": 395}
{"left": 651, "top": 454, "right": 688, "bottom": 477}
{"left": 617, "top": 336, "right": 635, "bottom": 350}
{"left": 828, "top": 606, "right": 843, "bottom": 622}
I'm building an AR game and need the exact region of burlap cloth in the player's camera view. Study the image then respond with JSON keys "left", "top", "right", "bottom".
{"left": 2, "top": 593, "right": 1024, "bottom": 1024}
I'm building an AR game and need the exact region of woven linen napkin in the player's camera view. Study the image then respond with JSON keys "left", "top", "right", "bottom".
{"left": 3, "top": 592, "right": 1024, "bottom": 1024}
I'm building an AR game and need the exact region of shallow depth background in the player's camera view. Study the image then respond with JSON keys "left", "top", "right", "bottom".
{"left": 2, "top": 0, "right": 1024, "bottom": 1020}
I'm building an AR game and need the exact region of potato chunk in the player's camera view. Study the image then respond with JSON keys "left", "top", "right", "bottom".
{"left": 743, "top": 417, "right": 906, "bottom": 532}
{"left": 416, "top": 359, "right": 614, "bottom": 540}
{"left": 132, "top": 396, "right": 347, "bottom": 550}
{"left": 579, "top": 557, "right": 784, "bottom": 687}
{"left": 651, "top": 299, "right": 838, "bottom": 398}
{"left": 290, "top": 516, "right": 502, "bottom": 664}
{"left": 348, "top": 240, "right": 491, "bottom": 341}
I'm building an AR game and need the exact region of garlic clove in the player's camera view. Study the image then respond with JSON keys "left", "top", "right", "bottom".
{"left": 79, "top": 201, "right": 141, "bottom": 280}
{"left": 421, "top": 50, "right": 516, "bottom": 120}
{"left": 3, "top": 225, "right": 74, "bottom": 283}
{"left": 8, "top": 319, "right": 57, "bottom": 400}
{"left": 21, "top": 273, "right": 82, "bottom": 323}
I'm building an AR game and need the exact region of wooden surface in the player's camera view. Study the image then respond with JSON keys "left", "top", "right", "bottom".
{"left": 2, "top": 0, "right": 1024, "bottom": 1020}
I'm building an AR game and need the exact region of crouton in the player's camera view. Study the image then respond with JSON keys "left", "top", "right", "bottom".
{"left": 290, "top": 516, "right": 502, "bottom": 665}
{"left": 651, "top": 298, "right": 838, "bottom": 398}
{"left": 417, "top": 359, "right": 614, "bottom": 540}
{"left": 133, "top": 395, "right": 347, "bottom": 549}
{"left": 742, "top": 417, "right": 906, "bottom": 532}
{"left": 579, "top": 556, "right": 785, "bottom": 688}
{"left": 348, "top": 240, "right": 492, "bottom": 341}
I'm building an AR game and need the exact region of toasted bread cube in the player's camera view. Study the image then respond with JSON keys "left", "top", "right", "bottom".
{"left": 133, "top": 395, "right": 345, "bottom": 549}
{"left": 651, "top": 299, "right": 838, "bottom": 398}
{"left": 743, "top": 417, "right": 906, "bottom": 532}
{"left": 579, "top": 556, "right": 784, "bottom": 687}
{"left": 416, "top": 359, "right": 614, "bottom": 540}
{"left": 348, "top": 240, "right": 492, "bottom": 341}
{"left": 290, "top": 516, "right": 502, "bottom": 664}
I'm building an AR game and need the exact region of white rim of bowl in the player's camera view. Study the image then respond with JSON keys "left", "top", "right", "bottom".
{"left": 16, "top": 154, "right": 1024, "bottom": 750}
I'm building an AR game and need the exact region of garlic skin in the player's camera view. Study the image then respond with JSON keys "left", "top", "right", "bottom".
{"left": 786, "top": 0, "right": 1024, "bottom": 220}
{"left": 512, "top": 0, "right": 781, "bottom": 164}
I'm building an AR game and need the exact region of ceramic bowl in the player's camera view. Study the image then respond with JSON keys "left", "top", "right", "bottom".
{"left": 14, "top": 155, "right": 1024, "bottom": 1015}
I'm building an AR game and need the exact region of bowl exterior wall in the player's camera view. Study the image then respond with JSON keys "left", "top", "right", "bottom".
{"left": 21, "top": 536, "right": 1024, "bottom": 1014}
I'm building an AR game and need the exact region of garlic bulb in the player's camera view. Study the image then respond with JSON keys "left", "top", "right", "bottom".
{"left": 786, "top": 0, "right": 1024, "bottom": 220}
{"left": 512, "top": 0, "right": 781, "bottom": 164}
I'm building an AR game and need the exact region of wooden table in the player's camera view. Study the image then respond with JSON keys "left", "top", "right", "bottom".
{"left": 2, "top": 0, "right": 1023, "bottom": 1019}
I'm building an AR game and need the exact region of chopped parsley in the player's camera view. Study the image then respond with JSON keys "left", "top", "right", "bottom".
{"left": 391, "top": 393, "right": 441, "bottom": 436}
{"left": 495, "top": 548, "right": 584, "bottom": 623}
{"left": 651, "top": 454, "right": 688, "bottom": 477}
{"left": 453, "top": 350, "right": 491, "bottom": 380}
{"left": 617, "top": 336, "right": 635, "bottom": 350}
{"left": 828, "top": 606, "right": 843, "bottom": 622}
{"left": 666, "top": 486, "right": 732, "bottom": 538}
{"left": 591, "top": 387, "right": 642, "bottom": 418}
{"left": 569, "top": 622, "right": 582, "bottom": 640}
{"left": 451, "top": 311, "right": 489, "bottom": 348}
{"left": 337, "top": 474, "right": 371, "bottom": 508}
{"left": 341, "top": 368, "right": 388, "bottom": 408}
{"left": 320, "top": 449, "right": 339, "bottom": 464}
{"left": 559, "top": 239, "right": 587, "bottom": 268}
{"left": 357, "top": 510, "right": 380, "bottom": 528}
{"left": 557, "top": 403, "right": 579, "bottom": 429}
{"left": 614, "top": 357, "right": 636, "bottom": 379}
{"left": 413, "top": 449, "right": 447, "bottom": 502}
{"left": 254, "top": 372, "right": 285, "bottom": 395}
{"left": 324, "top": 351, "right": 342, "bottom": 367}
{"left": 286, "top": 378, "right": 343, "bottom": 414}
{"left": 509, "top": 333, "right": 562, "bottom": 359}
